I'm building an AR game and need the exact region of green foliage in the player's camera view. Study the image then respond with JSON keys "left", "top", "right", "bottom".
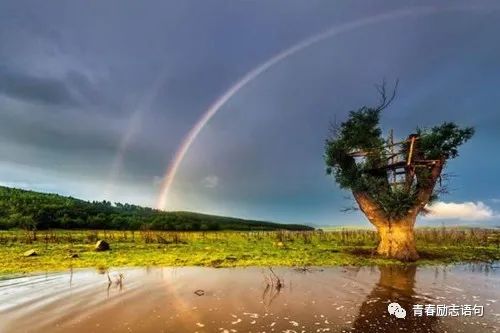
{"left": 325, "top": 101, "right": 474, "bottom": 220}
{"left": 372, "top": 187, "right": 417, "bottom": 220}
{"left": 414, "top": 122, "right": 475, "bottom": 160}
{"left": 0, "top": 186, "right": 312, "bottom": 231}
{"left": 325, "top": 107, "right": 385, "bottom": 191}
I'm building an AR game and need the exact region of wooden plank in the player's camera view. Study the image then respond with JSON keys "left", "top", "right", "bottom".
{"left": 407, "top": 136, "right": 416, "bottom": 166}
{"left": 413, "top": 159, "right": 440, "bottom": 164}
{"left": 389, "top": 129, "right": 396, "bottom": 183}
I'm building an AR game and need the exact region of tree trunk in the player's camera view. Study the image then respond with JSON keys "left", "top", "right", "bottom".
{"left": 375, "top": 218, "right": 419, "bottom": 261}
{"left": 353, "top": 192, "right": 420, "bottom": 262}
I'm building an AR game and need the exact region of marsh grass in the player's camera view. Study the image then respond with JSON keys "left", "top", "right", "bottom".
{"left": 0, "top": 228, "right": 498, "bottom": 275}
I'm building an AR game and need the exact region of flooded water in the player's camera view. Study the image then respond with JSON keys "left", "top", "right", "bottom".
{"left": 0, "top": 264, "right": 498, "bottom": 333}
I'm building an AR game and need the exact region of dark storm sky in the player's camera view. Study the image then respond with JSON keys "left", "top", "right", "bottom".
{"left": 1, "top": 0, "right": 499, "bottom": 226}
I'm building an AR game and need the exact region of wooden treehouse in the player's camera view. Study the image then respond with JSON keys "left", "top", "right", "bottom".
{"left": 348, "top": 131, "right": 441, "bottom": 189}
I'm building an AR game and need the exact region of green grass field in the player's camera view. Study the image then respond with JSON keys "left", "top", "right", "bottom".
{"left": 0, "top": 228, "right": 499, "bottom": 276}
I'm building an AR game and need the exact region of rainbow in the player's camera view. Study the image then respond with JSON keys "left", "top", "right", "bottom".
{"left": 95, "top": 5, "right": 492, "bottom": 210}
{"left": 103, "top": 70, "right": 170, "bottom": 198}
{"left": 154, "top": 7, "right": 444, "bottom": 210}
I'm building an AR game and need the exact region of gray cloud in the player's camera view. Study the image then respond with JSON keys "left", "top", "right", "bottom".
{"left": 0, "top": 67, "right": 102, "bottom": 107}
{"left": 0, "top": 67, "right": 75, "bottom": 106}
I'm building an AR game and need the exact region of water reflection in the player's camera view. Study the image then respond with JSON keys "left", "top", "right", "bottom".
{"left": 261, "top": 267, "right": 284, "bottom": 310}
{"left": 348, "top": 265, "right": 440, "bottom": 332}
{"left": 0, "top": 263, "right": 497, "bottom": 333}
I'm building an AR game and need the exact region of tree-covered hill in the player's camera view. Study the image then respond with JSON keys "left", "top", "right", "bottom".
{"left": 0, "top": 186, "right": 313, "bottom": 231}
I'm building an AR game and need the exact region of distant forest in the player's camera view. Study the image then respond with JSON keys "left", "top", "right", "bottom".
{"left": 0, "top": 186, "right": 313, "bottom": 231}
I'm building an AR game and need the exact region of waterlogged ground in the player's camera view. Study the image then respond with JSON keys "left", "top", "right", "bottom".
{"left": 0, "top": 264, "right": 498, "bottom": 333}
{"left": 2, "top": 230, "right": 499, "bottom": 274}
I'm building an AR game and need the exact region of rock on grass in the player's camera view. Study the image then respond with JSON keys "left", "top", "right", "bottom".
{"left": 95, "top": 240, "right": 110, "bottom": 251}
{"left": 23, "top": 249, "right": 37, "bottom": 257}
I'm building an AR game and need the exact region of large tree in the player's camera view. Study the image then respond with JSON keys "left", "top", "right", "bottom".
{"left": 324, "top": 84, "right": 474, "bottom": 261}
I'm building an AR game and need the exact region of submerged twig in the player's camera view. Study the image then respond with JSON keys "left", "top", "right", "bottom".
{"left": 261, "top": 267, "right": 285, "bottom": 310}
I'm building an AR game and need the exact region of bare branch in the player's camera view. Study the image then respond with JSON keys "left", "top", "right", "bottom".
{"left": 374, "top": 79, "right": 399, "bottom": 111}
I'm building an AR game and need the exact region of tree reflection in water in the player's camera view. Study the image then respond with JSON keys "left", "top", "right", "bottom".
{"left": 348, "top": 265, "right": 440, "bottom": 332}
